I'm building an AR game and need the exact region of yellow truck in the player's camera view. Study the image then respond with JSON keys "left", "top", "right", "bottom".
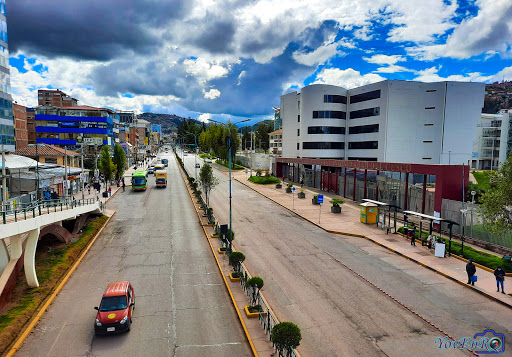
{"left": 155, "top": 170, "right": 167, "bottom": 188}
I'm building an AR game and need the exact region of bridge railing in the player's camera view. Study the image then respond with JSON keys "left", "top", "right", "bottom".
{"left": 1, "top": 197, "right": 100, "bottom": 224}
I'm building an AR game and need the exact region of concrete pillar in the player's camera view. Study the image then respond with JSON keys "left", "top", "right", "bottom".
{"left": 9, "top": 234, "right": 24, "bottom": 260}
{"left": 24, "top": 228, "right": 40, "bottom": 288}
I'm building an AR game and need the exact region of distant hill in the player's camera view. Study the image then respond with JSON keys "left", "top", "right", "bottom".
{"left": 484, "top": 81, "right": 512, "bottom": 114}
{"left": 137, "top": 112, "right": 187, "bottom": 134}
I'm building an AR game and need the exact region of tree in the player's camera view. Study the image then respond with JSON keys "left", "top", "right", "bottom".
{"left": 255, "top": 123, "right": 272, "bottom": 153}
{"left": 246, "top": 276, "right": 264, "bottom": 305}
{"left": 480, "top": 152, "right": 512, "bottom": 234}
{"left": 112, "top": 143, "right": 126, "bottom": 180}
{"left": 242, "top": 126, "right": 251, "bottom": 150}
{"left": 198, "top": 162, "right": 219, "bottom": 206}
{"left": 98, "top": 146, "right": 116, "bottom": 190}
{"left": 270, "top": 322, "right": 302, "bottom": 357}
{"left": 228, "top": 252, "right": 245, "bottom": 274}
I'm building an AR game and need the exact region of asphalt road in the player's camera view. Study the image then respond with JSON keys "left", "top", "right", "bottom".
{"left": 184, "top": 153, "right": 512, "bottom": 357}
{"left": 15, "top": 151, "right": 252, "bottom": 357}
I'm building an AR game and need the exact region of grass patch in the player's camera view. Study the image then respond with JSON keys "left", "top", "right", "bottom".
{"left": 215, "top": 159, "right": 244, "bottom": 170}
{"left": 248, "top": 176, "right": 281, "bottom": 184}
{"left": 398, "top": 226, "right": 512, "bottom": 272}
{"left": 0, "top": 215, "right": 108, "bottom": 355}
{"left": 199, "top": 154, "right": 215, "bottom": 159}
{"left": 472, "top": 171, "right": 492, "bottom": 191}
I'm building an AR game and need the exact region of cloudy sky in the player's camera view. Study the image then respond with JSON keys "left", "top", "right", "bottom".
{"left": 7, "top": 0, "right": 512, "bottom": 124}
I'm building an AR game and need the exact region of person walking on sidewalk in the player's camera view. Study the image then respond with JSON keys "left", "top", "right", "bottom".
{"left": 466, "top": 259, "right": 476, "bottom": 285}
{"left": 427, "top": 235, "right": 432, "bottom": 251}
{"left": 494, "top": 266, "right": 506, "bottom": 293}
{"left": 300, "top": 175, "right": 304, "bottom": 188}
{"left": 122, "top": 179, "right": 126, "bottom": 192}
{"left": 410, "top": 230, "right": 416, "bottom": 246}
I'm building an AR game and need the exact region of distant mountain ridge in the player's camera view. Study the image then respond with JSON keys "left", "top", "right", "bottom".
{"left": 137, "top": 112, "right": 187, "bottom": 134}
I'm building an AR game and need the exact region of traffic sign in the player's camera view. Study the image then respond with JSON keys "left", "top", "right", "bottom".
{"left": 292, "top": 187, "right": 295, "bottom": 191}
{"left": 318, "top": 195, "right": 323, "bottom": 203}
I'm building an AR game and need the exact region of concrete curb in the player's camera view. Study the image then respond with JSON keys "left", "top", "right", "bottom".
{"left": 235, "top": 177, "right": 512, "bottom": 310}
{"left": 6, "top": 211, "right": 116, "bottom": 357}
{"left": 175, "top": 156, "right": 258, "bottom": 357}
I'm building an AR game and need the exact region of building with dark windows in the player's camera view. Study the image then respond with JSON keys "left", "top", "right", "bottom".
{"left": 281, "top": 81, "right": 485, "bottom": 164}
{"left": 26, "top": 107, "right": 36, "bottom": 144}
{"left": 13, "top": 103, "right": 28, "bottom": 149}
{"left": 0, "top": 0, "right": 14, "bottom": 151}
{"left": 38, "top": 89, "right": 78, "bottom": 107}
{"left": 35, "top": 106, "right": 114, "bottom": 147}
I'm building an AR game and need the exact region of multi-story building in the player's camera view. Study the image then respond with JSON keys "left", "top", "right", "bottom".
{"left": 38, "top": 89, "right": 78, "bottom": 107}
{"left": 13, "top": 103, "right": 28, "bottom": 149}
{"left": 273, "top": 107, "right": 282, "bottom": 131}
{"left": 117, "top": 111, "right": 136, "bottom": 124}
{"left": 14, "top": 144, "right": 80, "bottom": 167}
{"left": 27, "top": 107, "right": 36, "bottom": 145}
{"left": 35, "top": 105, "right": 114, "bottom": 147}
{"left": 471, "top": 109, "right": 512, "bottom": 170}
{"left": 281, "top": 80, "right": 484, "bottom": 164}
{"left": 0, "top": 0, "right": 14, "bottom": 151}
{"left": 269, "top": 129, "right": 282, "bottom": 155}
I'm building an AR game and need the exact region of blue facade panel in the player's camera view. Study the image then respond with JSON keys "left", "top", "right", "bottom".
{"left": 35, "top": 126, "right": 110, "bottom": 135}
{"left": 37, "top": 138, "right": 76, "bottom": 146}
{"left": 35, "top": 114, "right": 113, "bottom": 124}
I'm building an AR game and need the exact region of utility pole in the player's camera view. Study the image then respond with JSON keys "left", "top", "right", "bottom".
{"left": 64, "top": 146, "right": 68, "bottom": 198}
{"left": 36, "top": 143, "right": 40, "bottom": 201}
{"left": 1, "top": 144, "right": 6, "bottom": 203}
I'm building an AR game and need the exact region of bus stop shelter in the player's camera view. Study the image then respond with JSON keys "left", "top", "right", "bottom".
{"left": 403, "top": 211, "right": 459, "bottom": 256}
{"left": 362, "top": 199, "right": 400, "bottom": 233}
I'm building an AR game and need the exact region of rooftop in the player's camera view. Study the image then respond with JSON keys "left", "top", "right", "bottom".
{"left": 14, "top": 144, "right": 80, "bottom": 157}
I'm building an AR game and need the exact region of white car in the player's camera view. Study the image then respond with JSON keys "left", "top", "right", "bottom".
{"left": 204, "top": 159, "right": 212, "bottom": 164}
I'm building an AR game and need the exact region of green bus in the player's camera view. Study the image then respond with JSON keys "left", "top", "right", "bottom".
{"left": 132, "top": 170, "right": 148, "bottom": 191}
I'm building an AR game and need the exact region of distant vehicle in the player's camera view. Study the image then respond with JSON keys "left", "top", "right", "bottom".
{"left": 148, "top": 167, "right": 155, "bottom": 174}
{"left": 155, "top": 170, "right": 167, "bottom": 188}
{"left": 94, "top": 281, "right": 135, "bottom": 335}
{"left": 154, "top": 164, "right": 164, "bottom": 171}
{"left": 195, "top": 163, "right": 200, "bottom": 168}
{"left": 161, "top": 159, "right": 169, "bottom": 167}
{"left": 131, "top": 170, "right": 148, "bottom": 191}
{"left": 204, "top": 159, "right": 212, "bottom": 164}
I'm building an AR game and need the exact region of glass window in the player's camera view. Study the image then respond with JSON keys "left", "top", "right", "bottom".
{"left": 308, "top": 126, "right": 345, "bottom": 134}
{"left": 313, "top": 111, "right": 346, "bottom": 119}
{"left": 303, "top": 142, "right": 344, "bottom": 149}
{"left": 348, "top": 124, "right": 379, "bottom": 134}
{"left": 349, "top": 90, "right": 381, "bottom": 104}
{"left": 297, "top": 129, "right": 300, "bottom": 136}
{"left": 348, "top": 141, "right": 378, "bottom": 149}
{"left": 324, "top": 94, "right": 347, "bottom": 104}
{"left": 349, "top": 107, "right": 380, "bottom": 119}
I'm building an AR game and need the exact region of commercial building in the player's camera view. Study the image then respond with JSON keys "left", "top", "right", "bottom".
{"left": 14, "top": 144, "right": 80, "bottom": 167}
{"left": 0, "top": 0, "right": 13, "bottom": 151}
{"left": 26, "top": 107, "right": 36, "bottom": 145}
{"left": 117, "top": 111, "right": 136, "bottom": 124}
{"left": 471, "top": 109, "right": 512, "bottom": 170}
{"left": 13, "top": 103, "right": 28, "bottom": 149}
{"left": 281, "top": 80, "right": 484, "bottom": 165}
{"left": 269, "top": 129, "right": 283, "bottom": 155}
{"left": 37, "top": 89, "right": 78, "bottom": 107}
{"left": 35, "top": 105, "right": 114, "bottom": 147}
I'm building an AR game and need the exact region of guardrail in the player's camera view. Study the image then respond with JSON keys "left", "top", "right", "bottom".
{"left": 1, "top": 197, "right": 101, "bottom": 225}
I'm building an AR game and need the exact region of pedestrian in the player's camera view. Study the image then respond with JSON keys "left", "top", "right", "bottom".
{"left": 122, "top": 180, "right": 126, "bottom": 192}
{"left": 410, "top": 229, "right": 416, "bottom": 246}
{"left": 427, "top": 235, "right": 432, "bottom": 251}
{"left": 404, "top": 212, "right": 408, "bottom": 225}
{"left": 466, "top": 259, "right": 476, "bottom": 285}
{"left": 300, "top": 175, "right": 304, "bottom": 188}
{"left": 108, "top": 186, "right": 112, "bottom": 197}
{"left": 88, "top": 185, "right": 91, "bottom": 195}
{"left": 494, "top": 266, "right": 506, "bottom": 293}
{"left": 282, "top": 176, "right": 285, "bottom": 184}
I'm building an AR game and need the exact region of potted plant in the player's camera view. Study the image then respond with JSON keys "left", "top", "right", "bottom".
{"left": 312, "top": 194, "right": 320, "bottom": 205}
{"left": 297, "top": 188, "right": 306, "bottom": 199}
{"left": 229, "top": 252, "right": 245, "bottom": 281}
{"left": 245, "top": 276, "right": 265, "bottom": 318}
{"left": 286, "top": 183, "right": 293, "bottom": 193}
{"left": 244, "top": 304, "right": 266, "bottom": 318}
{"left": 270, "top": 322, "right": 302, "bottom": 356}
{"left": 330, "top": 198, "right": 344, "bottom": 213}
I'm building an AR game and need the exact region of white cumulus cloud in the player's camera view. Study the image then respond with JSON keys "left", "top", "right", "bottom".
{"left": 313, "top": 68, "right": 385, "bottom": 89}
{"left": 203, "top": 88, "right": 221, "bottom": 99}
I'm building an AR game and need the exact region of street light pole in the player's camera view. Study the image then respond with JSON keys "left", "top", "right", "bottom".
{"left": 186, "top": 132, "right": 200, "bottom": 180}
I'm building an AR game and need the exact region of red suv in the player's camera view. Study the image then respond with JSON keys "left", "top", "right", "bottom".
{"left": 94, "top": 281, "right": 135, "bottom": 335}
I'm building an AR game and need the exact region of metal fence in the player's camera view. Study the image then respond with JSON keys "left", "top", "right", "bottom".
{"left": 1, "top": 197, "right": 101, "bottom": 224}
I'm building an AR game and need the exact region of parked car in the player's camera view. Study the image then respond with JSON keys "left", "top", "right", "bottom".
{"left": 204, "top": 159, "right": 212, "bottom": 164}
{"left": 94, "top": 281, "right": 135, "bottom": 335}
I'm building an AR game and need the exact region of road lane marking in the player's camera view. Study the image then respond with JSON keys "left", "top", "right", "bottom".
{"left": 46, "top": 322, "right": 67, "bottom": 357}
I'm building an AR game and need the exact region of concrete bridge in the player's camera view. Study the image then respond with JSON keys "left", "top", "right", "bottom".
{"left": 0, "top": 198, "right": 102, "bottom": 308}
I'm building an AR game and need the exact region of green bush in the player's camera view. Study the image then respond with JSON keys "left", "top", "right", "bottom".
{"left": 397, "top": 227, "right": 511, "bottom": 272}
{"left": 271, "top": 322, "right": 302, "bottom": 353}
{"left": 247, "top": 276, "right": 264, "bottom": 290}
{"left": 248, "top": 176, "right": 281, "bottom": 184}
{"left": 329, "top": 198, "right": 345, "bottom": 207}
{"left": 286, "top": 183, "right": 293, "bottom": 188}
{"left": 215, "top": 159, "right": 244, "bottom": 170}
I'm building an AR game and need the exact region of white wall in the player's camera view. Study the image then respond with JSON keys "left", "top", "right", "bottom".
{"left": 281, "top": 91, "right": 299, "bottom": 157}
{"left": 441, "top": 82, "right": 485, "bottom": 165}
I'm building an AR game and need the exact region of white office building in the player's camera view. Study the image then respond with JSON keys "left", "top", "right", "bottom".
{"left": 471, "top": 109, "right": 512, "bottom": 170}
{"left": 281, "top": 80, "right": 485, "bottom": 164}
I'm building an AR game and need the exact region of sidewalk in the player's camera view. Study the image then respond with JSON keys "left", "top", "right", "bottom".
{"left": 233, "top": 171, "right": 512, "bottom": 309}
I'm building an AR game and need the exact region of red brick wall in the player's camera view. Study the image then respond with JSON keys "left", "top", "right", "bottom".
{"left": 13, "top": 103, "right": 28, "bottom": 149}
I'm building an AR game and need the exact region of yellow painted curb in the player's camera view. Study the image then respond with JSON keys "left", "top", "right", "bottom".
{"left": 244, "top": 306, "right": 266, "bottom": 318}
{"left": 6, "top": 212, "right": 116, "bottom": 357}
{"left": 229, "top": 273, "right": 241, "bottom": 282}
{"left": 218, "top": 248, "right": 227, "bottom": 254}
{"left": 176, "top": 157, "right": 258, "bottom": 357}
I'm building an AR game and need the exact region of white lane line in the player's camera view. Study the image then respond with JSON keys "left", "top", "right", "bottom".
{"left": 46, "top": 322, "right": 67, "bottom": 357}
